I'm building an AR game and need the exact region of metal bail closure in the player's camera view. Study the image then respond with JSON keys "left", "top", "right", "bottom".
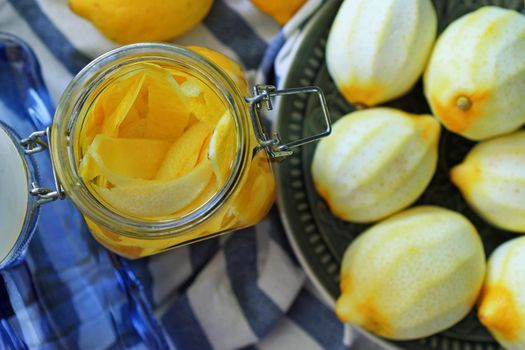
{"left": 245, "top": 84, "right": 332, "bottom": 159}
{"left": 20, "top": 127, "right": 66, "bottom": 205}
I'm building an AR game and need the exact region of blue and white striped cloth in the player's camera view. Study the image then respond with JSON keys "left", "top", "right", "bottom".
{"left": 0, "top": 0, "right": 364, "bottom": 348}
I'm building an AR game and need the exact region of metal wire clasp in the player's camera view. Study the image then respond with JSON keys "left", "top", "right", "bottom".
{"left": 245, "top": 84, "right": 332, "bottom": 159}
{"left": 20, "top": 127, "right": 66, "bottom": 205}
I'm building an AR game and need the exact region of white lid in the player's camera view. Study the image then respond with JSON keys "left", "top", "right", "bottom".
{"left": 0, "top": 125, "right": 29, "bottom": 262}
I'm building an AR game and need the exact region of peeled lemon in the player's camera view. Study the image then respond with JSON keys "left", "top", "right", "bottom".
{"left": 336, "top": 206, "right": 486, "bottom": 340}
{"left": 451, "top": 130, "right": 525, "bottom": 233}
{"left": 311, "top": 108, "right": 440, "bottom": 223}
{"left": 326, "top": 0, "right": 437, "bottom": 106}
{"left": 69, "top": 0, "right": 213, "bottom": 44}
{"left": 424, "top": 6, "right": 525, "bottom": 140}
{"left": 478, "top": 237, "right": 525, "bottom": 350}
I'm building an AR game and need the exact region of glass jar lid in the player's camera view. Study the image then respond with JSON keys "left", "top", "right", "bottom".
{"left": 0, "top": 122, "right": 39, "bottom": 267}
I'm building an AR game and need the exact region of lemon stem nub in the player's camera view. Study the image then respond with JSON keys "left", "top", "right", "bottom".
{"left": 456, "top": 96, "right": 472, "bottom": 111}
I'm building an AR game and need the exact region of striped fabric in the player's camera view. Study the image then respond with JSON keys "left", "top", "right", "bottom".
{"left": 0, "top": 0, "right": 354, "bottom": 348}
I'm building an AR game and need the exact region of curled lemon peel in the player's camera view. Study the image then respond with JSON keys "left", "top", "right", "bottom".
{"left": 208, "top": 110, "right": 236, "bottom": 186}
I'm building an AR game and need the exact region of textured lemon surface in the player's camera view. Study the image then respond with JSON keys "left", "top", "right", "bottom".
{"left": 69, "top": 0, "right": 213, "bottom": 44}
{"left": 336, "top": 206, "right": 486, "bottom": 340}
{"left": 478, "top": 236, "right": 525, "bottom": 350}
{"left": 425, "top": 6, "right": 525, "bottom": 140}
{"left": 326, "top": 0, "right": 437, "bottom": 106}
{"left": 311, "top": 108, "right": 440, "bottom": 223}
{"left": 77, "top": 48, "right": 275, "bottom": 258}
{"left": 451, "top": 130, "right": 525, "bottom": 233}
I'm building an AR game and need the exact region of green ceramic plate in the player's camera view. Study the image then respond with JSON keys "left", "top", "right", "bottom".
{"left": 275, "top": 0, "right": 525, "bottom": 349}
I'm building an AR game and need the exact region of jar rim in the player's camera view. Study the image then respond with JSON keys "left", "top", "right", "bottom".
{"left": 51, "top": 43, "right": 251, "bottom": 237}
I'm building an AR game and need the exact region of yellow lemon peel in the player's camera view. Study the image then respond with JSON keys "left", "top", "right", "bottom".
{"left": 98, "top": 160, "right": 214, "bottom": 218}
{"left": 208, "top": 110, "right": 236, "bottom": 186}
{"left": 102, "top": 73, "right": 146, "bottom": 136}
{"left": 156, "top": 122, "right": 212, "bottom": 180}
{"left": 80, "top": 134, "right": 170, "bottom": 181}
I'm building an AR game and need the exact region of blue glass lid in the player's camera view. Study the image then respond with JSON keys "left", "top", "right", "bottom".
{"left": 0, "top": 122, "right": 39, "bottom": 268}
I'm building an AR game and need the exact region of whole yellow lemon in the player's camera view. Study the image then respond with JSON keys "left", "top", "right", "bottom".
{"left": 251, "top": 0, "right": 305, "bottom": 25}
{"left": 69, "top": 0, "right": 213, "bottom": 44}
{"left": 336, "top": 206, "right": 486, "bottom": 340}
{"left": 478, "top": 236, "right": 525, "bottom": 350}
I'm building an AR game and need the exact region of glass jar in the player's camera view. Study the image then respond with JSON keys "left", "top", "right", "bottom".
{"left": 4, "top": 43, "right": 331, "bottom": 262}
